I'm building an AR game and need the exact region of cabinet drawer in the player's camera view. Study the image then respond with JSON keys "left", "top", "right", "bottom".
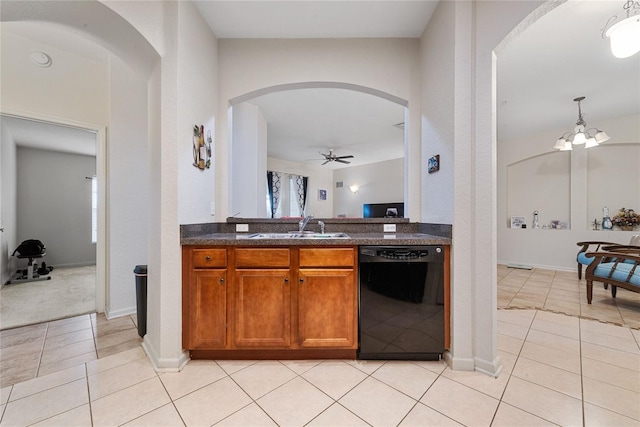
{"left": 235, "top": 248, "right": 290, "bottom": 268}
{"left": 192, "top": 249, "right": 227, "bottom": 268}
{"left": 299, "top": 248, "right": 355, "bottom": 268}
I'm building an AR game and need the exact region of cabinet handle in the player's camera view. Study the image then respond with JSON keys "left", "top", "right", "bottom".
{"left": 205, "top": 256, "right": 211, "bottom": 261}
{"left": 284, "top": 278, "right": 289, "bottom": 283}
{"left": 219, "top": 278, "right": 224, "bottom": 284}
{"left": 299, "top": 278, "right": 304, "bottom": 284}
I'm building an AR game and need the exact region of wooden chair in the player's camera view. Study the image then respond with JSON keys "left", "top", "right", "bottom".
{"left": 584, "top": 249, "right": 640, "bottom": 304}
{"left": 576, "top": 235, "right": 640, "bottom": 280}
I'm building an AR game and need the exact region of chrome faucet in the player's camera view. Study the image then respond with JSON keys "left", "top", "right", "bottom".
{"left": 299, "top": 215, "right": 313, "bottom": 232}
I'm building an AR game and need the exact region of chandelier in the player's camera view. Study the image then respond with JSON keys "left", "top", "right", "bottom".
{"left": 603, "top": 1, "right": 640, "bottom": 58}
{"left": 553, "top": 97, "right": 610, "bottom": 151}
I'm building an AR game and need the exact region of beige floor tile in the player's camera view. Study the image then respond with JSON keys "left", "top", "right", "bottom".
{"left": 257, "top": 376, "right": 333, "bottom": 426}
{"left": 420, "top": 376, "right": 499, "bottom": 427}
{"left": 497, "top": 321, "right": 529, "bottom": 340}
{"left": 534, "top": 309, "right": 580, "bottom": 326}
{"left": 10, "top": 364, "right": 86, "bottom": 401}
{"left": 497, "top": 334, "right": 524, "bottom": 355}
{"left": 498, "top": 351, "right": 518, "bottom": 375}
{"left": 1, "top": 378, "right": 88, "bottom": 426}
{"left": 581, "top": 341, "right": 640, "bottom": 372}
{"left": 580, "top": 328, "right": 640, "bottom": 354}
{"left": 340, "top": 376, "right": 417, "bottom": 427}
{"left": 491, "top": 402, "right": 557, "bottom": 426}
{"left": 342, "top": 359, "right": 386, "bottom": 375}
{"left": 91, "top": 377, "right": 171, "bottom": 427}
{"left": 399, "top": 402, "right": 463, "bottom": 426}
{"left": 583, "top": 377, "right": 640, "bottom": 420}
{"left": 512, "top": 357, "right": 582, "bottom": 399}
{"left": 48, "top": 314, "right": 91, "bottom": 327}
{"left": 92, "top": 315, "right": 136, "bottom": 337}
{"left": 0, "top": 323, "right": 47, "bottom": 338}
{"left": 441, "top": 366, "right": 509, "bottom": 399}
{"left": 301, "top": 360, "right": 367, "bottom": 400}
{"left": 509, "top": 298, "right": 544, "bottom": 308}
{"left": 530, "top": 318, "right": 580, "bottom": 340}
{"left": 214, "top": 359, "right": 258, "bottom": 375}
{"left": 214, "top": 402, "right": 277, "bottom": 426}
{"left": 580, "top": 317, "right": 637, "bottom": 339}
{"left": 95, "top": 328, "right": 140, "bottom": 350}
{"left": 308, "top": 403, "right": 372, "bottom": 426}
{"left": 0, "top": 385, "right": 11, "bottom": 404}
{"left": 581, "top": 357, "right": 640, "bottom": 393}
{"left": 39, "top": 338, "right": 96, "bottom": 366}
{"left": 37, "top": 351, "right": 97, "bottom": 377}
{"left": 0, "top": 338, "right": 45, "bottom": 360}
{"left": 583, "top": 402, "right": 640, "bottom": 427}
{"left": 497, "top": 309, "right": 536, "bottom": 327}
{"left": 519, "top": 341, "right": 581, "bottom": 374}
{"left": 30, "top": 403, "right": 92, "bottom": 426}
{"left": 0, "top": 326, "right": 46, "bottom": 349}
{"left": 43, "top": 328, "right": 94, "bottom": 350}
{"left": 45, "top": 317, "right": 92, "bottom": 338}
{"left": 411, "top": 359, "right": 449, "bottom": 375}
{"left": 173, "top": 377, "right": 252, "bottom": 427}
{"left": 122, "top": 403, "right": 185, "bottom": 426}
{"left": 86, "top": 346, "right": 146, "bottom": 376}
{"left": 159, "top": 359, "right": 227, "bottom": 400}
{"left": 230, "top": 360, "right": 297, "bottom": 399}
{"left": 96, "top": 337, "right": 143, "bottom": 358}
{"left": 1, "top": 366, "right": 38, "bottom": 388}
{"left": 278, "top": 359, "right": 323, "bottom": 375}
{"left": 525, "top": 329, "right": 580, "bottom": 355}
{"left": 543, "top": 300, "right": 581, "bottom": 316}
{"left": 502, "top": 376, "right": 582, "bottom": 426}
{"left": 372, "top": 361, "right": 439, "bottom": 399}
{"left": 88, "top": 358, "right": 157, "bottom": 400}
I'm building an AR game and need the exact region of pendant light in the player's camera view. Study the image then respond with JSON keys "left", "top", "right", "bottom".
{"left": 603, "top": 1, "right": 640, "bottom": 59}
{"left": 553, "top": 97, "right": 610, "bottom": 151}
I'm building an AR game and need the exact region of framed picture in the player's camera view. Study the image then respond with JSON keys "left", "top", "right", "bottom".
{"left": 428, "top": 155, "right": 440, "bottom": 174}
{"left": 510, "top": 216, "right": 525, "bottom": 228}
{"left": 318, "top": 189, "right": 327, "bottom": 201}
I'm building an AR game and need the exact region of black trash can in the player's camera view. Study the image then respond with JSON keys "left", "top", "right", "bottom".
{"left": 134, "top": 265, "right": 148, "bottom": 337}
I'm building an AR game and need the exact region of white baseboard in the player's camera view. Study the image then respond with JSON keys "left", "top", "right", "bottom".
{"left": 105, "top": 306, "right": 136, "bottom": 320}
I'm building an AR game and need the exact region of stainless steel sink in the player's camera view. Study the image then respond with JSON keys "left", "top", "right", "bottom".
{"left": 243, "top": 232, "right": 350, "bottom": 239}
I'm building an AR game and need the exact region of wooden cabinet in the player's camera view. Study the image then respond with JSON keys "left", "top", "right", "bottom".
{"left": 182, "top": 248, "right": 227, "bottom": 349}
{"left": 183, "top": 245, "right": 358, "bottom": 358}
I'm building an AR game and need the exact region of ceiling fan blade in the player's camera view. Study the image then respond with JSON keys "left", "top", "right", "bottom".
{"left": 321, "top": 160, "right": 330, "bottom": 165}
{"left": 335, "top": 159, "right": 351, "bottom": 164}
{"left": 335, "top": 155, "right": 354, "bottom": 159}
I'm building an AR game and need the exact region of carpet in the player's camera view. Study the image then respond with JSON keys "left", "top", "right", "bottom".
{"left": 0, "top": 265, "right": 96, "bottom": 330}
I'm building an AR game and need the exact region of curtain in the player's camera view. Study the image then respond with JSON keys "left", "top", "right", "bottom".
{"left": 267, "top": 171, "right": 282, "bottom": 218}
{"left": 293, "top": 175, "right": 308, "bottom": 216}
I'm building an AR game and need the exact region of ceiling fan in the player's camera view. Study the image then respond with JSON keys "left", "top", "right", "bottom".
{"left": 319, "top": 149, "right": 354, "bottom": 165}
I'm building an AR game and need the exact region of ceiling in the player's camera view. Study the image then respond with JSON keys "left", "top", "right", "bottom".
{"left": 1, "top": 1, "right": 638, "bottom": 160}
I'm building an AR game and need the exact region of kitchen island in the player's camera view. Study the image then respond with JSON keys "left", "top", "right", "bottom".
{"left": 181, "top": 219, "right": 451, "bottom": 360}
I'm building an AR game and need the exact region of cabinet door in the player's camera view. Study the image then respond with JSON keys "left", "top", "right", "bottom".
{"left": 187, "top": 270, "right": 227, "bottom": 349}
{"left": 234, "top": 270, "right": 291, "bottom": 347}
{"left": 298, "top": 269, "right": 357, "bottom": 348}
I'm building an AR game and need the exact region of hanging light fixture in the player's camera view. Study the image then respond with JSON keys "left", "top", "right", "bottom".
{"left": 603, "top": 1, "right": 640, "bottom": 58}
{"left": 553, "top": 97, "right": 610, "bottom": 151}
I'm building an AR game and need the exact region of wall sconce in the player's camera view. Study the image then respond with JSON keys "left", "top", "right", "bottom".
{"left": 349, "top": 185, "right": 359, "bottom": 193}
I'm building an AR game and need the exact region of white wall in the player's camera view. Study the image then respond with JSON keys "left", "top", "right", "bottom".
{"left": 498, "top": 114, "right": 640, "bottom": 271}
{"left": 333, "top": 158, "right": 404, "bottom": 218}
{"left": 0, "top": 121, "right": 17, "bottom": 286}
{"left": 231, "top": 103, "right": 267, "bottom": 218}
{"left": 216, "top": 38, "right": 422, "bottom": 221}
{"left": 266, "top": 157, "right": 334, "bottom": 218}
{"left": 16, "top": 147, "right": 96, "bottom": 268}
{"left": 107, "top": 55, "right": 150, "bottom": 317}
{"left": 177, "top": 2, "right": 218, "bottom": 225}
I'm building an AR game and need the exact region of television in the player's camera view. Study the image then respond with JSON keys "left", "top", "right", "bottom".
{"left": 363, "top": 202, "right": 404, "bottom": 218}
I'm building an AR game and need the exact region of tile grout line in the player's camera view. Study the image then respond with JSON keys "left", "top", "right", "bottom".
{"left": 34, "top": 322, "right": 50, "bottom": 378}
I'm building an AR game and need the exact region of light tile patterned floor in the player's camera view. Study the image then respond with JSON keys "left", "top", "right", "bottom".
{"left": 0, "top": 313, "right": 142, "bottom": 387}
{"left": 497, "top": 264, "right": 640, "bottom": 328}
{"left": 1, "top": 309, "right": 639, "bottom": 426}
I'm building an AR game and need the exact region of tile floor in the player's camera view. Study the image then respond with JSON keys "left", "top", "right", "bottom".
{"left": 0, "top": 313, "right": 142, "bottom": 387}
{"left": 1, "top": 310, "right": 639, "bottom": 425}
{"left": 498, "top": 264, "right": 640, "bottom": 329}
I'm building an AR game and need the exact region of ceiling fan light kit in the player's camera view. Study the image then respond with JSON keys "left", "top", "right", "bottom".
{"left": 553, "top": 96, "right": 610, "bottom": 151}
{"left": 603, "top": 0, "right": 640, "bottom": 58}
{"left": 319, "top": 149, "right": 354, "bottom": 165}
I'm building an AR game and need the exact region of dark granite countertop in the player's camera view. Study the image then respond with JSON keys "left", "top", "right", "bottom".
{"left": 181, "top": 232, "right": 451, "bottom": 246}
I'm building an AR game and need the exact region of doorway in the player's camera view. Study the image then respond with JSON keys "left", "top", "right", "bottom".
{"left": 0, "top": 114, "right": 106, "bottom": 329}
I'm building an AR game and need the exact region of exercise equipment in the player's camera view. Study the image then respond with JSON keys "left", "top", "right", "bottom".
{"left": 6, "top": 239, "right": 53, "bottom": 285}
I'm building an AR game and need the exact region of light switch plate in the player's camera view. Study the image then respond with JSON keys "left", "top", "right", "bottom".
{"left": 236, "top": 224, "right": 249, "bottom": 232}
{"left": 383, "top": 224, "right": 396, "bottom": 232}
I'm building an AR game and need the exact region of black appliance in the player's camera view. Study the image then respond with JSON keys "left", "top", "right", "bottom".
{"left": 363, "top": 202, "right": 404, "bottom": 218}
{"left": 358, "top": 245, "right": 445, "bottom": 360}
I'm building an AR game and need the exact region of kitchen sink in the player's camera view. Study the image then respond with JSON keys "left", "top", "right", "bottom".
{"left": 243, "top": 232, "right": 350, "bottom": 239}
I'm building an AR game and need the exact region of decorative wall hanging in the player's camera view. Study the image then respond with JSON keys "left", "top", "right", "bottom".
{"left": 428, "top": 154, "right": 440, "bottom": 173}
{"left": 192, "top": 125, "right": 212, "bottom": 170}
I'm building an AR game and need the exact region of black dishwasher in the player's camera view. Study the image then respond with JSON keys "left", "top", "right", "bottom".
{"left": 358, "top": 245, "right": 445, "bottom": 360}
